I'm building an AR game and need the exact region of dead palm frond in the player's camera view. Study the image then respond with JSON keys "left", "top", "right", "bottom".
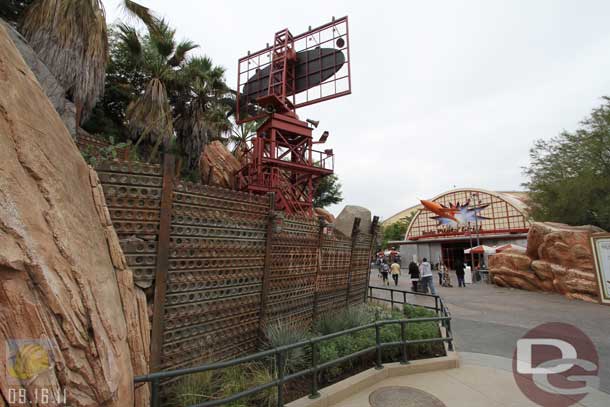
{"left": 126, "top": 77, "right": 173, "bottom": 160}
{"left": 21, "top": 0, "right": 108, "bottom": 123}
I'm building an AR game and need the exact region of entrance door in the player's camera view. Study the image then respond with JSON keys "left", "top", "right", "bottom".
{"left": 441, "top": 242, "right": 471, "bottom": 270}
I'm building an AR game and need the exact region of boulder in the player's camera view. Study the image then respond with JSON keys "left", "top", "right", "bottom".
{"left": 0, "top": 24, "right": 148, "bottom": 407}
{"left": 199, "top": 141, "right": 242, "bottom": 188}
{"left": 490, "top": 222, "right": 604, "bottom": 304}
{"left": 334, "top": 205, "right": 372, "bottom": 238}
{"left": 314, "top": 207, "right": 336, "bottom": 224}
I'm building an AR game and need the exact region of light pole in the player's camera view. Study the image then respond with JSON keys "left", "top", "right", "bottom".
{"left": 471, "top": 193, "right": 481, "bottom": 268}
{"left": 468, "top": 222, "right": 475, "bottom": 269}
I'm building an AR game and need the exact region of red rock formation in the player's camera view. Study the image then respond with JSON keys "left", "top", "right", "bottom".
{"left": 314, "top": 207, "right": 336, "bottom": 224}
{"left": 199, "top": 141, "right": 242, "bottom": 188}
{"left": 0, "top": 24, "right": 148, "bottom": 406}
{"left": 490, "top": 222, "right": 605, "bottom": 303}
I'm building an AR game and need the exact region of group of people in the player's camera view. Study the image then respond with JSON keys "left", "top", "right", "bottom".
{"left": 376, "top": 257, "right": 468, "bottom": 294}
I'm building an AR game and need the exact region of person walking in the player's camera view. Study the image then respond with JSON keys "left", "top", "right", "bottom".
{"left": 381, "top": 260, "right": 390, "bottom": 286}
{"left": 437, "top": 263, "right": 444, "bottom": 286}
{"left": 408, "top": 260, "right": 420, "bottom": 292}
{"left": 455, "top": 259, "right": 466, "bottom": 287}
{"left": 390, "top": 261, "right": 401, "bottom": 286}
{"left": 419, "top": 258, "right": 436, "bottom": 295}
{"left": 441, "top": 262, "right": 452, "bottom": 287}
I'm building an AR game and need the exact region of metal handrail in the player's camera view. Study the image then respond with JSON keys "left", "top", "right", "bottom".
{"left": 136, "top": 287, "right": 452, "bottom": 407}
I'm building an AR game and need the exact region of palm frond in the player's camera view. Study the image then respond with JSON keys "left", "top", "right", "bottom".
{"left": 116, "top": 23, "right": 142, "bottom": 60}
{"left": 21, "top": 0, "right": 108, "bottom": 122}
{"left": 121, "top": 0, "right": 157, "bottom": 29}
{"left": 149, "top": 18, "right": 175, "bottom": 58}
{"left": 169, "top": 40, "right": 199, "bottom": 67}
{"left": 126, "top": 77, "right": 174, "bottom": 160}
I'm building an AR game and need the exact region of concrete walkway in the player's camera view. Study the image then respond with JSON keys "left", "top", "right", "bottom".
{"left": 368, "top": 269, "right": 610, "bottom": 394}
{"left": 331, "top": 352, "right": 610, "bottom": 407}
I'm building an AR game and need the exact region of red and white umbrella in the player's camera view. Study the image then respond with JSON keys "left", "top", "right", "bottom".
{"left": 464, "top": 245, "right": 496, "bottom": 254}
{"left": 495, "top": 243, "right": 526, "bottom": 253}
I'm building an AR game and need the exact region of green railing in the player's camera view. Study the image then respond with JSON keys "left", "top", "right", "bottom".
{"left": 367, "top": 286, "right": 453, "bottom": 352}
{"left": 135, "top": 287, "right": 452, "bottom": 407}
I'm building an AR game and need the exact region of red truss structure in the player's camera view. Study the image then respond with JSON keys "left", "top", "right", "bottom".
{"left": 235, "top": 17, "right": 351, "bottom": 215}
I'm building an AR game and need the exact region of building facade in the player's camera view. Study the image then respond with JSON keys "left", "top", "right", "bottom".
{"left": 389, "top": 188, "right": 531, "bottom": 268}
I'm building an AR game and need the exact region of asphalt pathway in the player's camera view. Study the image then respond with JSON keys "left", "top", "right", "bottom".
{"left": 368, "top": 269, "right": 610, "bottom": 394}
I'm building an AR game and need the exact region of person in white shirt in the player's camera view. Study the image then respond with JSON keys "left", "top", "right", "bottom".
{"left": 419, "top": 258, "right": 436, "bottom": 295}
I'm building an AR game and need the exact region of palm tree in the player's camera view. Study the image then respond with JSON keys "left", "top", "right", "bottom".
{"left": 115, "top": 19, "right": 200, "bottom": 161}
{"left": 20, "top": 0, "right": 155, "bottom": 124}
{"left": 228, "top": 120, "right": 259, "bottom": 160}
{"left": 173, "top": 56, "right": 233, "bottom": 175}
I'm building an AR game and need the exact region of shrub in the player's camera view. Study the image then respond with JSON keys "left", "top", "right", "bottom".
{"left": 169, "top": 363, "right": 277, "bottom": 407}
{"left": 314, "top": 305, "right": 374, "bottom": 335}
{"left": 219, "top": 363, "right": 277, "bottom": 407}
{"left": 263, "top": 320, "right": 310, "bottom": 373}
{"left": 169, "top": 371, "right": 215, "bottom": 407}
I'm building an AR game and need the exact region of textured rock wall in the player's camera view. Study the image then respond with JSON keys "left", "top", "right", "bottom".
{"left": 0, "top": 23, "right": 148, "bottom": 406}
{"left": 490, "top": 222, "right": 604, "bottom": 303}
{"left": 0, "top": 19, "right": 76, "bottom": 137}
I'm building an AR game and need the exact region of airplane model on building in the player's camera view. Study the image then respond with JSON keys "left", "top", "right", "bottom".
{"left": 420, "top": 199, "right": 489, "bottom": 226}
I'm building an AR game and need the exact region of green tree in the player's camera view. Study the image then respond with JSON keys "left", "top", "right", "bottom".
{"left": 523, "top": 97, "right": 610, "bottom": 230}
{"left": 313, "top": 174, "right": 343, "bottom": 208}
{"left": 381, "top": 212, "right": 415, "bottom": 249}
{"left": 90, "top": 21, "right": 232, "bottom": 169}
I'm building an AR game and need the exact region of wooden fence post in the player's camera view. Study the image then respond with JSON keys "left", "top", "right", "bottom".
{"left": 365, "top": 216, "right": 380, "bottom": 302}
{"left": 258, "top": 192, "right": 276, "bottom": 334}
{"left": 150, "top": 153, "right": 175, "bottom": 372}
{"left": 311, "top": 216, "right": 327, "bottom": 323}
{"left": 345, "top": 217, "right": 361, "bottom": 306}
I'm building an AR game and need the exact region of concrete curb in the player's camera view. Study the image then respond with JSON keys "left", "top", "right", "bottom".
{"left": 286, "top": 352, "right": 460, "bottom": 407}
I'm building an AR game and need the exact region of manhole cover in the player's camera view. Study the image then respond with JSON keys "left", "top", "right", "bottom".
{"left": 369, "top": 386, "right": 446, "bottom": 407}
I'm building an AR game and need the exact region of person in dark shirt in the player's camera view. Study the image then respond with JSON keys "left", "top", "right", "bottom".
{"left": 408, "top": 260, "right": 420, "bottom": 292}
{"left": 455, "top": 259, "right": 466, "bottom": 287}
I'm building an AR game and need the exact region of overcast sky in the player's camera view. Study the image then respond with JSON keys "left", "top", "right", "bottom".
{"left": 104, "top": 0, "right": 610, "bottom": 219}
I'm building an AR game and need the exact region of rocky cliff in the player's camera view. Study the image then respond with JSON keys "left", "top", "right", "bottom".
{"left": 489, "top": 222, "right": 604, "bottom": 303}
{"left": 0, "top": 23, "right": 148, "bottom": 407}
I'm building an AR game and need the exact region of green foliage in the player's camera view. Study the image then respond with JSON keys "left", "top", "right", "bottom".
{"left": 81, "top": 136, "right": 133, "bottom": 167}
{"left": 524, "top": 97, "right": 610, "bottom": 231}
{"left": 83, "top": 21, "right": 232, "bottom": 167}
{"left": 170, "top": 371, "right": 215, "bottom": 407}
{"left": 314, "top": 305, "right": 374, "bottom": 336}
{"left": 263, "top": 320, "right": 310, "bottom": 373}
{"left": 314, "top": 304, "right": 441, "bottom": 380}
{"left": 381, "top": 212, "right": 415, "bottom": 249}
{"left": 313, "top": 174, "right": 343, "bottom": 209}
{"left": 169, "top": 363, "right": 276, "bottom": 407}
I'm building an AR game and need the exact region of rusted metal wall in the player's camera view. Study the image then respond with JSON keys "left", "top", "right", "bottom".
{"left": 97, "top": 160, "right": 162, "bottom": 289}
{"left": 266, "top": 214, "right": 320, "bottom": 328}
{"left": 95, "top": 159, "right": 377, "bottom": 372}
{"left": 349, "top": 230, "right": 375, "bottom": 305}
{"left": 316, "top": 231, "right": 352, "bottom": 315}
{"left": 162, "top": 182, "right": 270, "bottom": 369}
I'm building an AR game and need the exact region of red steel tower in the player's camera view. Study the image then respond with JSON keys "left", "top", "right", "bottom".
{"left": 235, "top": 17, "right": 351, "bottom": 215}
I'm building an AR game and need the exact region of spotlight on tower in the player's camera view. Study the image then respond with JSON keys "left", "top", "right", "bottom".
{"left": 318, "top": 131, "right": 329, "bottom": 143}
{"left": 306, "top": 118, "right": 320, "bottom": 128}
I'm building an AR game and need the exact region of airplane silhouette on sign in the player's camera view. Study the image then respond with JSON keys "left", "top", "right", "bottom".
{"left": 420, "top": 199, "right": 489, "bottom": 226}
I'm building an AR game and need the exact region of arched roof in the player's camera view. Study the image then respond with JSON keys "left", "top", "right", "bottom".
{"left": 403, "top": 188, "right": 531, "bottom": 241}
